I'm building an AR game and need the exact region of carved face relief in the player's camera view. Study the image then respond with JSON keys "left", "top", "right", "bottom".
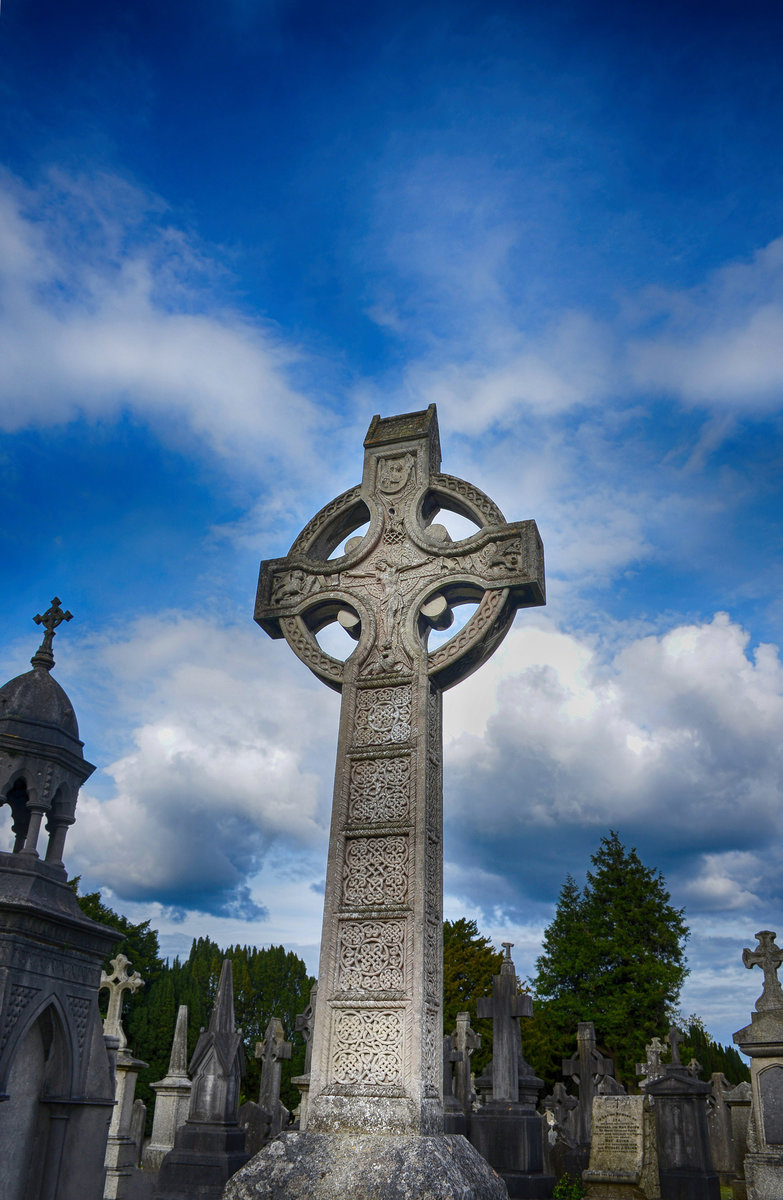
{"left": 377, "top": 454, "right": 415, "bottom": 496}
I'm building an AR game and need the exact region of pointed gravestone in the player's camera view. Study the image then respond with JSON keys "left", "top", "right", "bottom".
{"left": 227, "top": 406, "right": 544, "bottom": 1200}
{"left": 562, "top": 1020, "right": 617, "bottom": 1170}
{"left": 155, "top": 960, "right": 249, "bottom": 1200}
{"left": 143, "top": 1005, "right": 192, "bottom": 1171}
{"left": 470, "top": 943, "right": 554, "bottom": 1197}
{"left": 452, "top": 1011, "right": 481, "bottom": 1122}
{"left": 102, "top": 955, "right": 148, "bottom": 1200}
{"left": 734, "top": 930, "right": 783, "bottom": 1199}
{"left": 645, "top": 1026, "right": 719, "bottom": 1200}
{"left": 291, "top": 981, "right": 318, "bottom": 1130}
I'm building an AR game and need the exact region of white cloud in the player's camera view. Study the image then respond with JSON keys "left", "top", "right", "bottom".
{"left": 0, "top": 169, "right": 327, "bottom": 470}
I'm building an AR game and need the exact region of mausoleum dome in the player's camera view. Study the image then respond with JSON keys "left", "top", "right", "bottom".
{"left": 0, "top": 664, "right": 81, "bottom": 747}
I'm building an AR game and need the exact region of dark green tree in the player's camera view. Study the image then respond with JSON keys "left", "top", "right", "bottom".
{"left": 443, "top": 917, "right": 503, "bottom": 1075}
{"left": 531, "top": 832, "right": 689, "bottom": 1086}
{"left": 679, "top": 1017, "right": 749, "bottom": 1085}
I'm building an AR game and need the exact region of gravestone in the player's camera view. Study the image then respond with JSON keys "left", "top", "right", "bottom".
{"left": 155, "top": 959, "right": 249, "bottom": 1200}
{"left": 583, "top": 1094, "right": 660, "bottom": 1199}
{"left": 637, "top": 1038, "right": 666, "bottom": 1090}
{"left": 469, "top": 943, "right": 554, "bottom": 1197}
{"left": 733, "top": 930, "right": 783, "bottom": 1199}
{"left": 442, "top": 1034, "right": 466, "bottom": 1134}
{"left": 706, "top": 1073, "right": 736, "bottom": 1184}
{"left": 725, "top": 1081, "right": 752, "bottom": 1200}
{"left": 291, "top": 980, "right": 318, "bottom": 1129}
{"left": 143, "top": 1005, "right": 192, "bottom": 1171}
{"left": 540, "top": 1083, "right": 578, "bottom": 1179}
{"left": 102, "top": 955, "right": 148, "bottom": 1199}
{"left": 229, "top": 404, "right": 544, "bottom": 1199}
{"left": 452, "top": 1011, "right": 481, "bottom": 1121}
{"left": 130, "top": 1099, "right": 147, "bottom": 1168}
{"left": 644, "top": 1028, "right": 719, "bottom": 1200}
{"left": 563, "top": 1021, "right": 617, "bottom": 1171}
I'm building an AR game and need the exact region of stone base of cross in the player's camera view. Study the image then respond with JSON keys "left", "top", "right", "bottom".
{"left": 232, "top": 406, "right": 543, "bottom": 1198}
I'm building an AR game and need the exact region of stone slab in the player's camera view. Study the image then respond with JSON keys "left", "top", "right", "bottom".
{"left": 584, "top": 1095, "right": 659, "bottom": 1200}
{"left": 222, "top": 1131, "right": 509, "bottom": 1200}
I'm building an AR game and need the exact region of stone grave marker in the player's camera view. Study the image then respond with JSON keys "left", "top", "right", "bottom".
{"left": 442, "top": 1034, "right": 466, "bottom": 1134}
{"left": 644, "top": 1027, "right": 719, "bottom": 1200}
{"left": 228, "top": 404, "right": 544, "bottom": 1199}
{"left": 734, "top": 930, "right": 783, "bottom": 1199}
{"left": 452, "top": 1010, "right": 481, "bottom": 1120}
{"left": 583, "top": 1094, "right": 660, "bottom": 1199}
{"left": 563, "top": 1021, "right": 617, "bottom": 1165}
{"left": 143, "top": 1004, "right": 192, "bottom": 1171}
{"left": 101, "top": 956, "right": 148, "bottom": 1200}
{"left": 291, "top": 981, "right": 318, "bottom": 1130}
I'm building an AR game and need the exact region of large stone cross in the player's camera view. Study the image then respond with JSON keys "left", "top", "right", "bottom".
{"left": 562, "top": 1021, "right": 615, "bottom": 1146}
{"left": 742, "top": 929, "right": 783, "bottom": 1012}
{"left": 452, "top": 1011, "right": 481, "bottom": 1116}
{"left": 100, "top": 953, "right": 144, "bottom": 1049}
{"left": 255, "top": 406, "right": 544, "bottom": 1136}
{"left": 476, "top": 943, "right": 533, "bottom": 1104}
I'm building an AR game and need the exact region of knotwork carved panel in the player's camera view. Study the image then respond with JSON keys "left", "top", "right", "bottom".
{"left": 348, "top": 755, "right": 412, "bottom": 825}
{"left": 342, "top": 836, "right": 409, "bottom": 907}
{"left": 331, "top": 1008, "right": 404, "bottom": 1086}
{"left": 424, "top": 918, "right": 440, "bottom": 1001}
{"left": 424, "top": 1006, "right": 440, "bottom": 1092}
{"left": 353, "top": 686, "right": 412, "bottom": 746}
{"left": 337, "top": 920, "right": 406, "bottom": 991}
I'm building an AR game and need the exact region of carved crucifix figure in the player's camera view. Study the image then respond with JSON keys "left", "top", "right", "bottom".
{"left": 255, "top": 405, "right": 544, "bottom": 1136}
{"left": 742, "top": 929, "right": 783, "bottom": 1012}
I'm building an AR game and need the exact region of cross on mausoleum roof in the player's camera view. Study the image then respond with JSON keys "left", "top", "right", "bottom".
{"left": 31, "top": 596, "right": 73, "bottom": 670}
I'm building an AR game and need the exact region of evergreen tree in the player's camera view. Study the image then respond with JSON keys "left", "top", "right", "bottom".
{"left": 443, "top": 917, "right": 503, "bottom": 1075}
{"left": 532, "top": 832, "right": 689, "bottom": 1086}
{"left": 680, "top": 1018, "right": 749, "bottom": 1086}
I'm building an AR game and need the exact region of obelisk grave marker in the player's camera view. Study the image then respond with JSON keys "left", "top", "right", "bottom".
{"left": 237, "top": 405, "right": 544, "bottom": 1197}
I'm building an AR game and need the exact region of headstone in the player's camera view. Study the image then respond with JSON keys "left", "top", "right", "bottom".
{"left": 130, "top": 1099, "right": 147, "bottom": 1168}
{"left": 644, "top": 1028, "right": 719, "bottom": 1200}
{"left": 583, "top": 1094, "right": 660, "bottom": 1199}
{"left": 734, "top": 930, "right": 783, "bottom": 1199}
{"left": 541, "top": 1083, "right": 579, "bottom": 1178}
{"left": 452, "top": 1011, "right": 481, "bottom": 1120}
{"left": 257, "top": 1017, "right": 292, "bottom": 1140}
{"left": 563, "top": 1021, "right": 617, "bottom": 1169}
{"left": 725, "top": 1081, "right": 752, "bottom": 1200}
{"left": 229, "top": 405, "right": 544, "bottom": 1198}
{"left": 290, "top": 981, "right": 317, "bottom": 1130}
{"left": 637, "top": 1037, "right": 666, "bottom": 1089}
{"left": 155, "top": 959, "right": 249, "bottom": 1200}
{"left": 442, "top": 1034, "right": 466, "bottom": 1134}
{"left": 142, "top": 1005, "right": 192, "bottom": 1171}
{"left": 102, "top": 956, "right": 149, "bottom": 1200}
{"left": 706, "top": 1073, "right": 736, "bottom": 1183}
{"left": 0, "top": 604, "right": 120, "bottom": 1200}
{"left": 469, "top": 943, "right": 554, "bottom": 1197}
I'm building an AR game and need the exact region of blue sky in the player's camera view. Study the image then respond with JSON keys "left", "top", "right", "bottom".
{"left": 2, "top": 0, "right": 783, "bottom": 1047}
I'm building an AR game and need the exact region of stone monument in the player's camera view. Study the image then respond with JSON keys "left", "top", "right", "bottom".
{"left": 733, "top": 930, "right": 783, "bottom": 1199}
{"left": 563, "top": 1021, "right": 617, "bottom": 1171}
{"left": 442, "top": 1033, "right": 466, "bottom": 1135}
{"left": 452, "top": 1011, "right": 481, "bottom": 1122}
{"left": 143, "top": 1004, "right": 192, "bottom": 1171}
{"left": 583, "top": 1094, "right": 660, "bottom": 1199}
{"left": 101, "top": 954, "right": 148, "bottom": 1199}
{"left": 229, "top": 405, "right": 544, "bottom": 1198}
{"left": 0, "top": 601, "right": 120, "bottom": 1200}
{"left": 644, "top": 1027, "right": 719, "bottom": 1200}
{"left": 469, "top": 944, "right": 554, "bottom": 1197}
{"left": 291, "top": 980, "right": 317, "bottom": 1130}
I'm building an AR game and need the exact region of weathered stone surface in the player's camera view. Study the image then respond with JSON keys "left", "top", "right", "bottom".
{"left": 734, "top": 930, "right": 783, "bottom": 1199}
{"left": 222, "top": 1132, "right": 509, "bottom": 1200}
{"left": 143, "top": 1005, "right": 192, "bottom": 1171}
{"left": 584, "top": 1094, "right": 660, "bottom": 1200}
{"left": 644, "top": 1031, "right": 719, "bottom": 1200}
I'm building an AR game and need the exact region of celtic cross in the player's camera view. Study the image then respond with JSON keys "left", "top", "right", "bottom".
{"left": 255, "top": 405, "right": 544, "bottom": 1136}
{"left": 31, "top": 596, "right": 73, "bottom": 670}
{"left": 742, "top": 929, "right": 783, "bottom": 1011}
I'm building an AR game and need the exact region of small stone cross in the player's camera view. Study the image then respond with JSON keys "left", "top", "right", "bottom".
{"left": 687, "top": 1057, "right": 703, "bottom": 1078}
{"left": 562, "top": 1021, "right": 614, "bottom": 1147}
{"left": 477, "top": 942, "right": 532, "bottom": 1103}
{"left": 742, "top": 930, "right": 783, "bottom": 1012}
{"left": 452, "top": 1012, "right": 481, "bottom": 1116}
{"left": 667, "top": 1026, "right": 684, "bottom": 1066}
{"left": 442, "top": 1034, "right": 463, "bottom": 1111}
{"left": 256, "top": 1016, "right": 292, "bottom": 1119}
{"left": 31, "top": 596, "right": 73, "bottom": 670}
{"left": 637, "top": 1036, "right": 665, "bottom": 1086}
{"left": 294, "top": 981, "right": 318, "bottom": 1075}
{"left": 100, "top": 954, "right": 144, "bottom": 1049}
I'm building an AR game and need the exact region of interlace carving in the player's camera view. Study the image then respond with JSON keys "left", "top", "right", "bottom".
{"left": 424, "top": 1008, "right": 440, "bottom": 1090}
{"left": 337, "top": 920, "right": 406, "bottom": 991}
{"left": 343, "top": 836, "right": 409, "bottom": 906}
{"left": 424, "top": 919, "right": 440, "bottom": 999}
{"left": 331, "top": 1009, "right": 404, "bottom": 1085}
{"left": 425, "top": 833, "right": 441, "bottom": 915}
{"left": 428, "top": 587, "right": 506, "bottom": 672}
{"left": 348, "top": 756, "right": 412, "bottom": 824}
{"left": 430, "top": 473, "right": 505, "bottom": 525}
{"left": 288, "top": 485, "right": 363, "bottom": 557}
{"left": 353, "top": 686, "right": 412, "bottom": 746}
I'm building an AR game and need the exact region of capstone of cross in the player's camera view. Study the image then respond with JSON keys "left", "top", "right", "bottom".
{"left": 254, "top": 405, "right": 544, "bottom": 1138}
{"left": 31, "top": 596, "right": 73, "bottom": 670}
{"left": 742, "top": 929, "right": 783, "bottom": 1012}
{"left": 100, "top": 953, "right": 144, "bottom": 1049}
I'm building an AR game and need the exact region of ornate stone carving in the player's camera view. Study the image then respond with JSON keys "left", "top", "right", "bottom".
{"left": 425, "top": 834, "right": 441, "bottom": 916}
{"left": 337, "top": 920, "right": 406, "bottom": 991}
{"left": 427, "top": 586, "right": 508, "bottom": 673}
{"left": 353, "top": 686, "right": 412, "bottom": 747}
{"left": 289, "top": 485, "right": 364, "bottom": 557}
{"left": 424, "top": 919, "right": 440, "bottom": 1001}
{"left": 342, "top": 836, "right": 409, "bottom": 907}
{"left": 424, "top": 1007, "right": 441, "bottom": 1092}
{"left": 347, "top": 756, "right": 412, "bottom": 825}
{"left": 0, "top": 983, "right": 40, "bottom": 1052}
{"left": 429, "top": 472, "right": 505, "bottom": 526}
{"left": 331, "top": 1008, "right": 404, "bottom": 1086}
{"left": 66, "top": 993, "right": 92, "bottom": 1054}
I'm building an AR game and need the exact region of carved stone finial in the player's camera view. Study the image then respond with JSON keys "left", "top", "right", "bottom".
{"left": 100, "top": 953, "right": 144, "bottom": 1049}
{"left": 500, "top": 942, "right": 515, "bottom": 975}
{"left": 31, "top": 596, "right": 73, "bottom": 671}
{"left": 742, "top": 930, "right": 783, "bottom": 1011}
